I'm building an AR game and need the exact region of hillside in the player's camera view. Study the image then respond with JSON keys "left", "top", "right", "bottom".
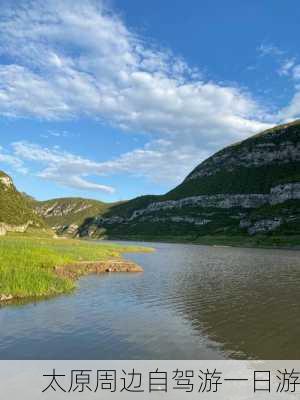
{"left": 35, "top": 198, "right": 117, "bottom": 236}
{"left": 0, "top": 171, "right": 43, "bottom": 233}
{"left": 2, "top": 120, "right": 299, "bottom": 244}
{"left": 78, "top": 120, "right": 300, "bottom": 242}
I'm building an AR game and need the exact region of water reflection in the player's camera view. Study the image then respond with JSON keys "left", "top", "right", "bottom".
{"left": 0, "top": 242, "right": 299, "bottom": 359}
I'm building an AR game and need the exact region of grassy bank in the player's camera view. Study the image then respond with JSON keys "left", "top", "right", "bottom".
{"left": 193, "top": 234, "right": 300, "bottom": 249}
{"left": 108, "top": 234, "right": 300, "bottom": 249}
{"left": 0, "top": 230, "right": 150, "bottom": 300}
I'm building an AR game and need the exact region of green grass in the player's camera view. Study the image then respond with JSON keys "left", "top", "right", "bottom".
{"left": 0, "top": 170, "right": 44, "bottom": 226}
{"left": 0, "top": 231, "right": 149, "bottom": 299}
{"left": 106, "top": 232, "right": 300, "bottom": 249}
{"left": 166, "top": 163, "right": 300, "bottom": 199}
{"left": 192, "top": 234, "right": 300, "bottom": 248}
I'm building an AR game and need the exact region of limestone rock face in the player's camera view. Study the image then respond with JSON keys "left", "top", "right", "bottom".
{"left": 34, "top": 198, "right": 110, "bottom": 237}
{"left": 240, "top": 218, "right": 283, "bottom": 235}
{"left": 0, "top": 171, "right": 43, "bottom": 228}
{"left": 36, "top": 201, "right": 92, "bottom": 218}
{"left": 0, "top": 221, "right": 33, "bottom": 234}
{"left": 5, "top": 121, "right": 297, "bottom": 241}
{"left": 270, "top": 183, "right": 300, "bottom": 205}
{"left": 126, "top": 183, "right": 300, "bottom": 219}
{"left": 0, "top": 224, "right": 7, "bottom": 236}
{"left": 0, "top": 294, "right": 13, "bottom": 302}
{"left": 78, "top": 120, "right": 300, "bottom": 239}
{"left": 186, "top": 121, "right": 300, "bottom": 181}
{"left": 0, "top": 176, "right": 13, "bottom": 190}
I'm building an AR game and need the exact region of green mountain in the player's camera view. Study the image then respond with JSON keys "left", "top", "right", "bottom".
{"left": 78, "top": 120, "right": 300, "bottom": 242}
{"left": 34, "top": 198, "right": 116, "bottom": 236}
{"left": 0, "top": 171, "right": 43, "bottom": 232}
{"left": 2, "top": 120, "right": 300, "bottom": 245}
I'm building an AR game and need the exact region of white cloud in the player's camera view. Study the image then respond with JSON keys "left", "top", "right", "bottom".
{"left": 258, "top": 42, "right": 296, "bottom": 79}
{"left": 86, "top": 139, "right": 210, "bottom": 184}
{"left": 256, "top": 42, "right": 300, "bottom": 122}
{"left": 278, "top": 90, "right": 300, "bottom": 121}
{"left": 257, "top": 43, "right": 284, "bottom": 57}
{"left": 7, "top": 140, "right": 208, "bottom": 193}
{"left": 0, "top": 145, "right": 27, "bottom": 174}
{"left": 11, "top": 141, "right": 115, "bottom": 193}
{"left": 277, "top": 63, "right": 300, "bottom": 121}
{"left": 278, "top": 59, "right": 296, "bottom": 76}
{"left": 5, "top": 2, "right": 300, "bottom": 193}
{"left": 0, "top": 1, "right": 271, "bottom": 138}
{"left": 292, "top": 65, "right": 300, "bottom": 81}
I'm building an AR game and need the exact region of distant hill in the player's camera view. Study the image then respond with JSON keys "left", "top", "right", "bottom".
{"left": 34, "top": 197, "right": 117, "bottom": 236}
{"left": 2, "top": 120, "right": 300, "bottom": 244}
{"left": 79, "top": 120, "right": 300, "bottom": 242}
{"left": 0, "top": 171, "right": 43, "bottom": 230}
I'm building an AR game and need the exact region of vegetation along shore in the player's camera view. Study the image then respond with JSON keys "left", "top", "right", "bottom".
{"left": 0, "top": 119, "right": 300, "bottom": 305}
{"left": 0, "top": 230, "right": 150, "bottom": 304}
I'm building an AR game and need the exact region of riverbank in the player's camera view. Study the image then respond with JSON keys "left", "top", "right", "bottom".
{"left": 0, "top": 231, "right": 150, "bottom": 303}
{"left": 105, "top": 234, "right": 300, "bottom": 250}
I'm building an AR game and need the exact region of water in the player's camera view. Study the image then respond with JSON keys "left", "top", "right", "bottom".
{"left": 0, "top": 242, "right": 299, "bottom": 359}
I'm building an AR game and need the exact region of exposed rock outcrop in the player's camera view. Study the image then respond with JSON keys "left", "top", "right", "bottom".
{"left": 240, "top": 218, "right": 283, "bottom": 235}
{"left": 0, "top": 221, "right": 33, "bottom": 235}
{"left": 0, "top": 224, "right": 6, "bottom": 236}
{"left": 186, "top": 121, "right": 300, "bottom": 181}
{"left": 126, "top": 182, "right": 300, "bottom": 219}
{"left": 54, "top": 260, "right": 143, "bottom": 280}
{"left": 34, "top": 197, "right": 112, "bottom": 237}
{"left": 0, "top": 175, "right": 13, "bottom": 190}
{"left": 0, "top": 170, "right": 44, "bottom": 229}
{"left": 77, "top": 121, "right": 300, "bottom": 239}
{"left": 36, "top": 201, "right": 93, "bottom": 218}
{"left": 0, "top": 294, "right": 13, "bottom": 302}
{"left": 3, "top": 121, "right": 299, "bottom": 241}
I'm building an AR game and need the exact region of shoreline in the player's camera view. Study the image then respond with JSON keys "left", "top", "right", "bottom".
{"left": 0, "top": 259, "right": 143, "bottom": 304}
{"left": 103, "top": 235, "right": 300, "bottom": 251}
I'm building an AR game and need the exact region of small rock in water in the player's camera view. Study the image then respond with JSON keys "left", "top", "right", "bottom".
{"left": 0, "top": 294, "right": 13, "bottom": 302}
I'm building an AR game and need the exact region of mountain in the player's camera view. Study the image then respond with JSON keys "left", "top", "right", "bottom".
{"left": 0, "top": 171, "right": 118, "bottom": 237}
{"left": 0, "top": 171, "right": 43, "bottom": 234}
{"left": 78, "top": 120, "right": 300, "bottom": 241}
{"left": 2, "top": 120, "right": 299, "bottom": 244}
{"left": 34, "top": 198, "right": 117, "bottom": 236}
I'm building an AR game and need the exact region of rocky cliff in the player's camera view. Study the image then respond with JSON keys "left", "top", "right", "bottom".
{"left": 0, "top": 171, "right": 43, "bottom": 235}
{"left": 2, "top": 120, "right": 299, "bottom": 242}
{"left": 78, "top": 120, "right": 300, "bottom": 240}
{"left": 34, "top": 198, "right": 115, "bottom": 236}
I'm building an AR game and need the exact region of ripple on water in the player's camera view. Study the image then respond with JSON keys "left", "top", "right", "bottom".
{"left": 0, "top": 242, "right": 300, "bottom": 359}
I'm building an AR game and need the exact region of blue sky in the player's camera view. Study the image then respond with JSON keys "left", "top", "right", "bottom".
{"left": 0, "top": 0, "right": 300, "bottom": 201}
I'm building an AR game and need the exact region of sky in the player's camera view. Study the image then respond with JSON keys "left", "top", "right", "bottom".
{"left": 0, "top": 0, "right": 300, "bottom": 202}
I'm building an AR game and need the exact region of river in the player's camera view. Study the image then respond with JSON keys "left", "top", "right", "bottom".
{"left": 0, "top": 242, "right": 299, "bottom": 359}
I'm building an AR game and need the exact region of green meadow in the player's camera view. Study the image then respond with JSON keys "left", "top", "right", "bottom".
{"left": 0, "top": 231, "right": 148, "bottom": 300}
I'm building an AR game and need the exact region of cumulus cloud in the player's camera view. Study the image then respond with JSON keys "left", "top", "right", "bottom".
{"left": 0, "top": 0, "right": 271, "bottom": 134}
{"left": 276, "top": 63, "right": 300, "bottom": 121}
{"left": 5, "top": 1, "right": 300, "bottom": 193}
{"left": 9, "top": 141, "right": 115, "bottom": 193}
{"left": 257, "top": 43, "right": 284, "bottom": 58}
{"left": 278, "top": 91, "right": 300, "bottom": 121}
{"left": 7, "top": 140, "right": 208, "bottom": 193}
{"left": 0, "top": 145, "right": 27, "bottom": 174}
{"left": 292, "top": 65, "right": 300, "bottom": 81}
{"left": 256, "top": 42, "right": 300, "bottom": 122}
{"left": 278, "top": 59, "right": 296, "bottom": 77}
